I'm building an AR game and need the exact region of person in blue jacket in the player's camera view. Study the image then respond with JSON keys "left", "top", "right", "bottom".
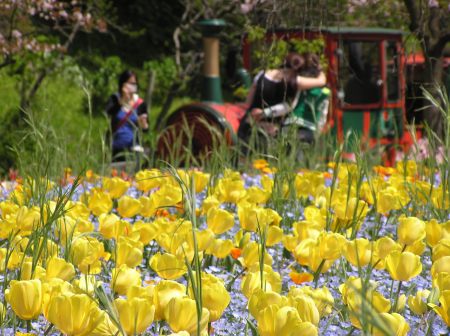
{"left": 106, "top": 70, "right": 148, "bottom": 162}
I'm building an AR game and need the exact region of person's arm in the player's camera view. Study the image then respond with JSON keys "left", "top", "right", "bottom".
{"left": 260, "top": 102, "right": 292, "bottom": 118}
{"left": 297, "top": 71, "right": 326, "bottom": 90}
{"left": 136, "top": 101, "right": 149, "bottom": 132}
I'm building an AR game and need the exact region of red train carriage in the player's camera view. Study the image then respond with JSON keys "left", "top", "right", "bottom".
{"left": 157, "top": 21, "right": 445, "bottom": 165}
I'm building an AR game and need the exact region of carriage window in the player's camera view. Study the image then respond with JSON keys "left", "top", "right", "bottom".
{"left": 338, "top": 41, "right": 381, "bottom": 105}
{"left": 386, "top": 41, "right": 400, "bottom": 101}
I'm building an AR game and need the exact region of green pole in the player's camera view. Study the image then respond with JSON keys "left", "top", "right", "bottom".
{"left": 198, "top": 19, "right": 226, "bottom": 104}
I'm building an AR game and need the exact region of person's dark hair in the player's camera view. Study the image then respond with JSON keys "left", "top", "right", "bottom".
{"left": 283, "top": 52, "right": 305, "bottom": 73}
{"left": 300, "top": 52, "right": 321, "bottom": 77}
{"left": 281, "top": 53, "right": 304, "bottom": 98}
{"left": 118, "top": 70, "right": 137, "bottom": 94}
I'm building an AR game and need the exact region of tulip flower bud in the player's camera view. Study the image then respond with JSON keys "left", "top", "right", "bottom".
{"left": 5, "top": 279, "right": 43, "bottom": 320}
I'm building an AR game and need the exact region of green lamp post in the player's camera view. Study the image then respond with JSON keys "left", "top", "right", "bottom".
{"left": 198, "top": 19, "right": 226, "bottom": 104}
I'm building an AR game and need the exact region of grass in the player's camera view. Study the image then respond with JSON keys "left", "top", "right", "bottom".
{"left": 0, "top": 69, "right": 194, "bottom": 176}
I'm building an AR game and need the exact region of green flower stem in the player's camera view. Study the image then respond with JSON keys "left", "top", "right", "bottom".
{"left": 392, "top": 281, "right": 403, "bottom": 313}
{"left": 313, "top": 259, "right": 326, "bottom": 288}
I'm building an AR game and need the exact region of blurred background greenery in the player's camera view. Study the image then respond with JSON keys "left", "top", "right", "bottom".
{"left": 0, "top": 0, "right": 448, "bottom": 175}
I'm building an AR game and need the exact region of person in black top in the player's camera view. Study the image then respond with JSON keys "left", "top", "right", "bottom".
{"left": 105, "top": 70, "right": 148, "bottom": 162}
{"left": 237, "top": 52, "right": 327, "bottom": 150}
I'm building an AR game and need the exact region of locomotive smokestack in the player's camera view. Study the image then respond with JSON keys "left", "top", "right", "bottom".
{"left": 198, "top": 19, "right": 226, "bottom": 103}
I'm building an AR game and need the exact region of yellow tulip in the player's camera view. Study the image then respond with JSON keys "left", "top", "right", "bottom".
{"left": 102, "top": 177, "right": 130, "bottom": 199}
{"left": 20, "top": 259, "right": 46, "bottom": 280}
{"left": 295, "top": 172, "right": 324, "bottom": 199}
{"left": 98, "top": 213, "right": 131, "bottom": 240}
{"left": 72, "top": 275, "right": 102, "bottom": 295}
{"left": 188, "top": 273, "right": 230, "bottom": 322}
{"left": 282, "top": 234, "right": 302, "bottom": 252}
{"left": 294, "top": 239, "right": 328, "bottom": 273}
{"left": 206, "top": 207, "right": 235, "bottom": 234}
{"left": 248, "top": 289, "right": 288, "bottom": 320}
{"left": 426, "top": 219, "right": 444, "bottom": 247}
{"left": 132, "top": 220, "right": 159, "bottom": 244}
{"left": 396, "top": 160, "right": 417, "bottom": 176}
{"left": 201, "top": 195, "right": 220, "bottom": 214}
{"left": 373, "top": 236, "right": 401, "bottom": 268}
{"left": 117, "top": 195, "right": 142, "bottom": 218}
{"left": 385, "top": 251, "right": 422, "bottom": 281}
{"left": 256, "top": 304, "right": 278, "bottom": 336}
{"left": 168, "top": 332, "right": 190, "bottom": 336}
{"left": 88, "top": 188, "right": 112, "bottom": 216}
{"left": 149, "top": 252, "right": 187, "bottom": 280}
{"left": 215, "top": 176, "right": 246, "bottom": 203}
{"left": 433, "top": 272, "right": 450, "bottom": 292}
{"left": 5, "top": 279, "right": 43, "bottom": 320}
{"left": 42, "top": 278, "right": 74, "bottom": 317}
{"left": 240, "top": 241, "right": 273, "bottom": 269}
{"left": 347, "top": 289, "right": 391, "bottom": 329}
{"left": 289, "top": 293, "right": 320, "bottom": 325}
{"left": 138, "top": 196, "right": 156, "bottom": 217}
{"left": 116, "top": 236, "right": 143, "bottom": 268}
{"left": 0, "top": 301, "right": 4, "bottom": 323}
{"left": 317, "top": 232, "right": 346, "bottom": 260}
{"left": 432, "top": 239, "right": 450, "bottom": 262}
{"left": 241, "top": 265, "right": 282, "bottom": 299}
{"left": 257, "top": 305, "right": 318, "bottom": 336}
{"left": 195, "top": 229, "right": 215, "bottom": 251}
{"left": 127, "top": 284, "right": 155, "bottom": 302}
{"left": 16, "top": 206, "right": 41, "bottom": 235}
{"left": 71, "top": 236, "right": 109, "bottom": 274}
{"left": 190, "top": 170, "right": 210, "bottom": 193}
{"left": 135, "top": 169, "right": 163, "bottom": 192}
{"left": 115, "top": 297, "right": 155, "bottom": 335}
{"left": 165, "top": 296, "right": 209, "bottom": 335}
{"left": 431, "top": 290, "right": 450, "bottom": 325}
{"left": 111, "top": 265, "right": 141, "bottom": 295}
{"left": 246, "top": 186, "right": 271, "bottom": 204}
{"left": 90, "top": 313, "right": 119, "bottom": 336}
{"left": 65, "top": 201, "right": 91, "bottom": 221}
{"left": 376, "top": 186, "right": 405, "bottom": 214}
{"left": 408, "top": 289, "right": 430, "bottom": 315}
{"left": 332, "top": 197, "right": 369, "bottom": 230}
{"left": 266, "top": 226, "right": 283, "bottom": 246}
{"left": 397, "top": 216, "right": 426, "bottom": 246}
{"left": 372, "top": 312, "right": 410, "bottom": 336}
{"left": 404, "top": 239, "right": 426, "bottom": 256}
{"left": 431, "top": 256, "right": 450, "bottom": 279}
{"left": 47, "top": 293, "right": 104, "bottom": 335}
{"left": 344, "top": 238, "right": 374, "bottom": 267}
{"left": 289, "top": 286, "right": 334, "bottom": 317}
{"left": 45, "top": 257, "right": 75, "bottom": 281}
{"left": 153, "top": 280, "right": 186, "bottom": 320}
{"left": 204, "top": 238, "right": 233, "bottom": 258}
{"left": 237, "top": 202, "right": 258, "bottom": 232}
{"left": 150, "top": 184, "right": 182, "bottom": 209}
{"left": 55, "top": 216, "right": 78, "bottom": 244}
{"left": 293, "top": 220, "right": 321, "bottom": 240}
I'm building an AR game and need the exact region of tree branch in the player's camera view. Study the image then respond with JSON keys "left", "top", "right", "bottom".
{"left": 431, "top": 32, "right": 450, "bottom": 57}
{"left": 404, "top": 0, "right": 422, "bottom": 37}
{"left": 0, "top": 57, "right": 15, "bottom": 70}
{"left": 428, "top": 6, "right": 441, "bottom": 40}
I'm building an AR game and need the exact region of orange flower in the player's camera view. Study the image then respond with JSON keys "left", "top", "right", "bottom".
{"left": 373, "top": 166, "right": 396, "bottom": 176}
{"left": 120, "top": 170, "right": 129, "bottom": 180}
{"left": 289, "top": 271, "right": 314, "bottom": 285}
{"left": 230, "top": 248, "right": 242, "bottom": 260}
{"left": 155, "top": 209, "right": 170, "bottom": 217}
{"left": 253, "top": 159, "right": 269, "bottom": 170}
{"left": 323, "top": 172, "right": 332, "bottom": 179}
{"left": 262, "top": 167, "right": 277, "bottom": 174}
{"left": 111, "top": 169, "right": 118, "bottom": 177}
